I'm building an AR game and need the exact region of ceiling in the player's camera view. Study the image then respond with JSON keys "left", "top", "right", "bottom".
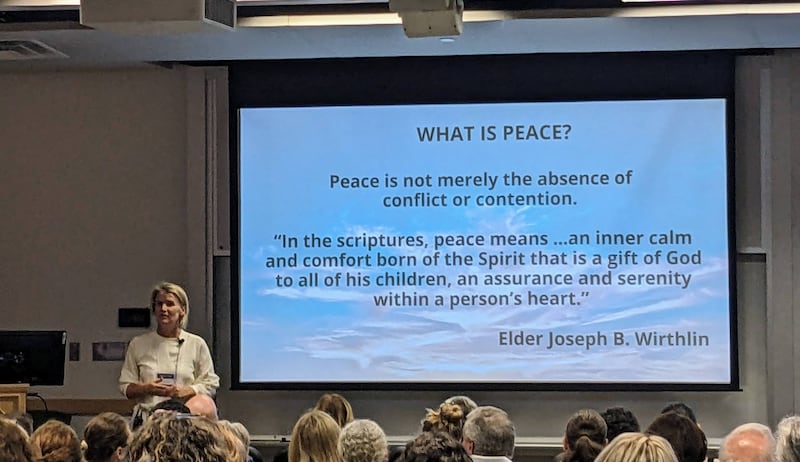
{"left": 1, "top": 1, "right": 800, "bottom": 71}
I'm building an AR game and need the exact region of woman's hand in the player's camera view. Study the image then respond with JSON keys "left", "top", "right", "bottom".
{"left": 170, "top": 385, "right": 197, "bottom": 399}
{"left": 147, "top": 378, "right": 175, "bottom": 397}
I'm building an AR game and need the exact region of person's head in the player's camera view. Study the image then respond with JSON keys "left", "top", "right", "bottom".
{"left": 775, "top": 415, "right": 800, "bottom": 462}
{"left": 8, "top": 412, "right": 34, "bottom": 436}
{"left": 719, "top": 423, "right": 775, "bottom": 462}
{"left": 660, "top": 403, "right": 697, "bottom": 425}
{"left": 83, "top": 412, "right": 131, "bottom": 462}
{"left": 216, "top": 420, "right": 248, "bottom": 462}
{"left": 30, "top": 419, "right": 83, "bottom": 462}
{"left": 646, "top": 412, "right": 707, "bottom": 462}
{"left": 601, "top": 408, "right": 640, "bottom": 442}
{"left": 462, "top": 405, "right": 516, "bottom": 458}
{"left": 150, "top": 399, "right": 191, "bottom": 416}
{"left": 594, "top": 432, "right": 678, "bottom": 462}
{"left": 422, "top": 403, "right": 466, "bottom": 441}
{"left": 338, "top": 419, "right": 388, "bottom": 462}
{"left": 220, "top": 420, "right": 251, "bottom": 449}
{"left": 402, "top": 431, "right": 472, "bottom": 462}
{"left": 443, "top": 396, "right": 478, "bottom": 418}
{"left": 289, "top": 410, "right": 341, "bottom": 462}
{"left": 127, "top": 412, "right": 230, "bottom": 462}
{"left": 315, "top": 394, "right": 354, "bottom": 428}
{"left": 564, "top": 409, "right": 608, "bottom": 462}
{"left": 0, "top": 417, "right": 38, "bottom": 462}
{"left": 186, "top": 393, "right": 219, "bottom": 421}
{"left": 150, "top": 281, "right": 189, "bottom": 331}
{"left": 388, "top": 446, "right": 406, "bottom": 462}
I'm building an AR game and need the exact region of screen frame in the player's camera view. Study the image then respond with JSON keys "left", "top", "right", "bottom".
{"left": 228, "top": 51, "right": 739, "bottom": 392}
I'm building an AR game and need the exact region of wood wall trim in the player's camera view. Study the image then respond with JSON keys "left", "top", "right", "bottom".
{"left": 25, "top": 399, "right": 135, "bottom": 416}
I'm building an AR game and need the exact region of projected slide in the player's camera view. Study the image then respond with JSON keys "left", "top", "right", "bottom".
{"left": 239, "top": 99, "right": 732, "bottom": 386}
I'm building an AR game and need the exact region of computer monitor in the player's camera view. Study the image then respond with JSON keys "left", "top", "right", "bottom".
{"left": 0, "top": 331, "right": 66, "bottom": 386}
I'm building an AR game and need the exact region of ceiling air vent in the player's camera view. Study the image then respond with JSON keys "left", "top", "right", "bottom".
{"left": 0, "top": 40, "right": 68, "bottom": 61}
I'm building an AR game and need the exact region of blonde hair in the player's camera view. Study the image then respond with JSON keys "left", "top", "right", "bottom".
{"left": 315, "top": 394, "right": 354, "bottom": 428}
{"left": 219, "top": 420, "right": 251, "bottom": 448}
{"left": 127, "top": 413, "right": 231, "bottom": 462}
{"left": 338, "top": 419, "right": 387, "bottom": 462}
{"left": 289, "top": 410, "right": 341, "bottom": 462}
{"left": 216, "top": 421, "right": 248, "bottom": 462}
{"left": 30, "top": 420, "right": 83, "bottom": 462}
{"left": 422, "top": 403, "right": 466, "bottom": 440}
{"left": 150, "top": 281, "right": 189, "bottom": 329}
{"left": 595, "top": 432, "right": 678, "bottom": 462}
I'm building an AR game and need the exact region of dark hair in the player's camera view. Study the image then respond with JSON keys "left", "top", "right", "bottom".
{"left": 389, "top": 446, "right": 407, "bottom": 462}
{"left": 565, "top": 410, "right": 607, "bottom": 462}
{"left": 151, "top": 398, "right": 191, "bottom": 414}
{"left": 403, "top": 432, "right": 473, "bottom": 462}
{"left": 84, "top": 412, "right": 130, "bottom": 462}
{"left": 646, "top": 412, "right": 707, "bottom": 462}
{"left": 601, "top": 407, "right": 641, "bottom": 441}
{"left": 660, "top": 403, "right": 697, "bottom": 424}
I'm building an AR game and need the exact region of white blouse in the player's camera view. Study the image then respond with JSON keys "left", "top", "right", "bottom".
{"left": 118, "top": 330, "right": 220, "bottom": 410}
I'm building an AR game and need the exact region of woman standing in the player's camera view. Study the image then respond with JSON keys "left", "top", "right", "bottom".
{"left": 119, "top": 281, "right": 220, "bottom": 425}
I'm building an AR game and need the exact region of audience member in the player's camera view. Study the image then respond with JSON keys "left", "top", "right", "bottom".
{"left": 403, "top": 431, "right": 473, "bottom": 462}
{"left": 8, "top": 412, "right": 34, "bottom": 436}
{"left": 30, "top": 419, "right": 83, "bottom": 462}
{"left": 563, "top": 409, "right": 608, "bottom": 462}
{"left": 220, "top": 420, "right": 263, "bottom": 462}
{"left": 601, "top": 408, "right": 640, "bottom": 442}
{"left": 316, "top": 393, "right": 355, "bottom": 428}
{"left": 775, "top": 415, "right": 800, "bottom": 462}
{"left": 217, "top": 420, "right": 249, "bottom": 462}
{"left": 83, "top": 412, "right": 131, "bottom": 462}
{"left": 422, "top": 403, "right": 467, "bottom": 441}
{"left": 660, "top": 403, "right": 698, "bottom": 426}
{"left": 339, "top": 419, "right": 388, "bottom": 462}
{"left": 462, "top": 406, "right": 515, "bottom": 461}
{"left": 646, "top": 412, "right": 707, "bottom": 462}
{"left": 443, "top": 396, "right": 478, "bottom": 417}
{"left": 150, "top": 398, "right": 192, "bottom": 415}
{"left": 127, "top": 412, "right": 230, "bottom": 462}
{"left": 595, "top": 432, "right": 678, "bottom": 462}
{"left": 186, "top": 393, "right": 219, "bottom": 421}
{"left": 0, "top": 417, "right": 38, "bottom": 462}
{"left": 719, "top": 423, "right": 775, "bottom": 462}
{"left": 288, "top": 410, "right": 341, "bottom": 462}
{"left": 389, "top": 446, "right": 406, "bottom": 462}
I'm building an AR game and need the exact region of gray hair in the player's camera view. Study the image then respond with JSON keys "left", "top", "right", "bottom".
{"left": 462, "top": 406, "right": 515, "bottom": 458}
{"left": 776, "top": 417, "right": 800, "bottom": 462}
{"left": 338, "top": 419, "right": 387, "bottom": 462}
{"left": 719, "top": 423, "right": 774, "bottom": 462}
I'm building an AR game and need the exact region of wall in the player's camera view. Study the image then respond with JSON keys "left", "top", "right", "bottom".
{"left": 1, "top": 51, "right": 799, "bottom": 443}
{"left": 0, "top": 66, "right": 203, "bottom": 399}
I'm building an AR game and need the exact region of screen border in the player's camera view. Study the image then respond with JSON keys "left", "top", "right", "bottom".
{"left": 228, "top": 51, "right": 739, "bottom": 392}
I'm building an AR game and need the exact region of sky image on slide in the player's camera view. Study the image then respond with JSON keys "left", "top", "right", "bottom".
{"left": 238, "top": 99, "right": 732, "bottom": 385}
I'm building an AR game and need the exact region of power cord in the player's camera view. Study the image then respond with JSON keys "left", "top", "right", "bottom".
{"left": 26, "top": 392, "right": 48, "bottom": 413}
